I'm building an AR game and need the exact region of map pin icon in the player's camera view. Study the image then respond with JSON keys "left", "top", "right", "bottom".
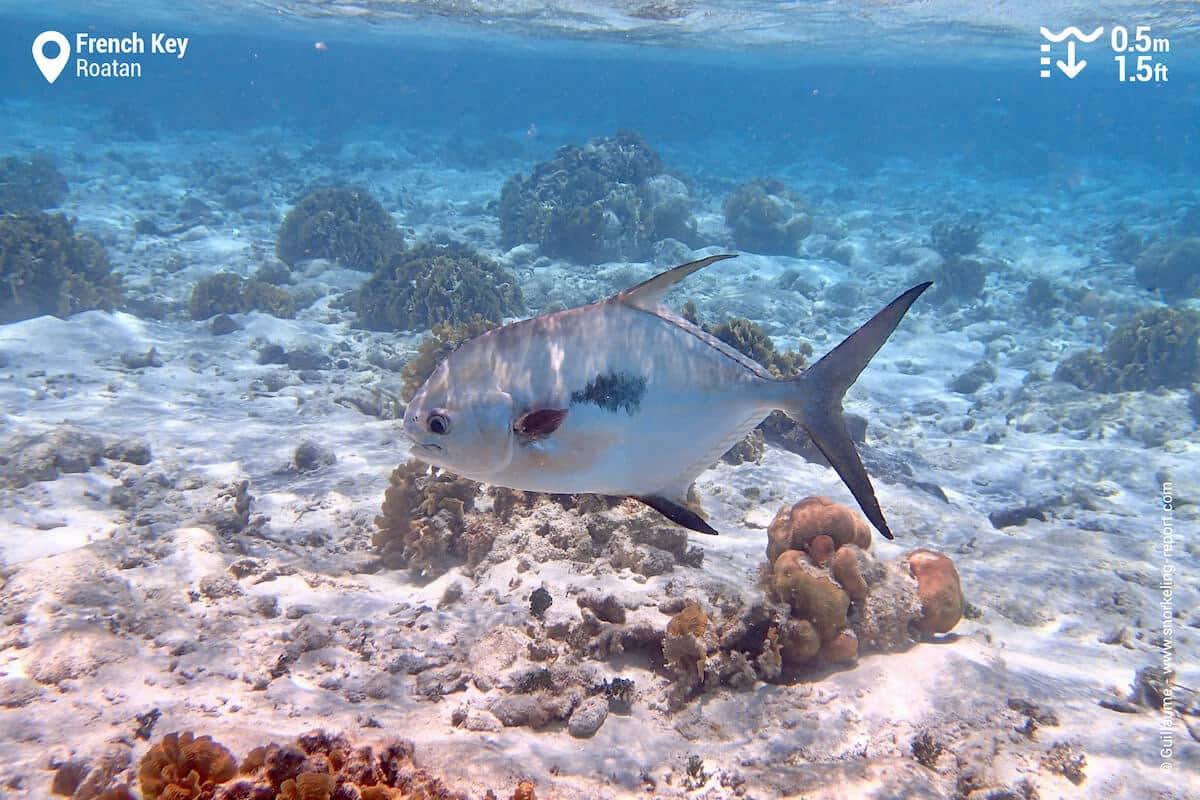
{"left": 32, "top": 31, "right": 70, "bottom": 84}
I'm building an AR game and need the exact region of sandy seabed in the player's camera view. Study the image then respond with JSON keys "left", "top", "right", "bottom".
{"left": 0, "top": 108, "right": 1197, "bottom": 799}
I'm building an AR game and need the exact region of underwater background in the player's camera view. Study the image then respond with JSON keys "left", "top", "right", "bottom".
{"left": 0, "top": 1, "right": 1198, "bottom": 798}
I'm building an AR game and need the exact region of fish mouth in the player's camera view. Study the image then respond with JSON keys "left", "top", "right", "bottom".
{"left": 418, "top": 442, "right": 443, "bottom": 453}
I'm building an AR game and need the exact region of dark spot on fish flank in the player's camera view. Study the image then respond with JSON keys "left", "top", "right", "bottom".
{"left": 570, "top": 372, "right": 646, "bottom": 415}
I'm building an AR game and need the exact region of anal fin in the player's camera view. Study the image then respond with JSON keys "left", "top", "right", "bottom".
{"left": 634, "top": 495, "right": 719, "bottom": 536}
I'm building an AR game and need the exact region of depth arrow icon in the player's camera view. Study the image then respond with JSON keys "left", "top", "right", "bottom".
{"left": 1057, "top": 41, "right": 1086, "bottom": 78}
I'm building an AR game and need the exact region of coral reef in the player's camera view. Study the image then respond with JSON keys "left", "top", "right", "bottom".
{"left": 498, "top": 130, "right": 699, "bottom": 262}
{"left": 770, "top": 551, "right": 849, "bottom": 641}
{"left": 400, "top": 316, "right": 499, "bottom": 402}
{"left": 1055, "top": 306, "right": 1200, "bottom": 392}
{"left": 708, "top": 317, "right": 810, "bottom": 378}
{"left": 766, "top": 495, "right": 873, "bottom": 563}
{"left": 761, "top": 497, "right": 962, "bottom": 669}
{"left": 501, "top": 499, "right": 955, "bottom": 706}
{"left": 922, "top": 218, "right": 990, "bottom": 303}
{"left": 662, "top": 604, "right": 719, "bottom": 702}
{"left": 0, "top": 211, "right": 122, "bottom": 324}
{"left": 120, "top": 729, "right": 522, "bottom": 799}
{"left": 680, "top": 301, "right": 811, "bottom": 378}
{"left": 276, "top": 186, "right": 402, "bottom": 270}
{"left": 0, "top": 154, "right": 68, "bottom": 212}
{"left": 1134, "top": 237, "right": 1200, "bottom": 301}
{"left": 373, "top": 460, "right": 483, "bottom": 579}
{"left": 1042, "top": 742, "right": 1087, "bottom": 785}
{"left": 930, "top": 255, "right": 990, "bottom": 303}
{"left": 353, "top": 242, "right": 523, "bottom": 332}
{"left": 907, "top": 549, "right": 965, "bottom": 636}
{"left": 722, "top": 178, "right": 812, "bottom": 256}
{"left": 374, "top": 460, "right": 696, "bottom": 583}
{"left": 929, "top": 218, "right": 983, "bottom": 258}
{"left": 188, "top": 272, "right": 296, "bottom": 320}
{"left": 138, "top": 731, "right": 237, "bottom": 799}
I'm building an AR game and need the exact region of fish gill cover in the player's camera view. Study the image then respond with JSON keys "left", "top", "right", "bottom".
{"left": 0, "top": 2, "right": 1197, "bottom": 800}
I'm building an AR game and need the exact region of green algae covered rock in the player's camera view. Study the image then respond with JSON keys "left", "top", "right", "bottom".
{"left": 276, "top": 186, "right": 402, "bottom": 270}
{"left": 353, "top": 242, "right": 523, "bottom": 332}
{"left": 0, "top": 212, "right": 121, "bottom": 324}
{"left": 498, "top": 130, "right": 700, "bottom": 263}
{"left": 723, "top": 178, "right": 812, "bottom": 256}
{"left": 1056, "top": 306, "right": 1200, "bottom": 392}
{"left": 1134, "top": 238, "right": 1200, "bottom": 302}
{"left": 188, "top": 273, "right": 295, "bottom": 320}
{"left": 0, "top": 155, "right": 68, "bottom": 213}
{"left": 680, "top": 300, "right": 810, "bottom": 378}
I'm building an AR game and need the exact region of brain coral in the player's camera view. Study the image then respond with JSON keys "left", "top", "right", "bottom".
{"left": 353, "top": 242, "right": 524, "bottom": 332}
{"left": 0, "top": 211, "right": 122, "bottom": 324}
{"left": 276, "top": 186, "right": 402, "bottom": 270}
{"left": 723, "top": 178, "right": 812, "bottom": 256}
{"left": 0, "top": 155, "right": 68, "bottom": 212}
{"left": 498, "top": 130, "right": 700, "bottom": 263}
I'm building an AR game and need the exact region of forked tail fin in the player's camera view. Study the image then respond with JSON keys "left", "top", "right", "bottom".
{"left": 790, "top": 283, "right": 931, "bottom": 540}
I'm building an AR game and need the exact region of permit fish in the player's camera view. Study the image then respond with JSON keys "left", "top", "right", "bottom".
{"left": 403, "top": 254, "right": 929, "bottom": 540}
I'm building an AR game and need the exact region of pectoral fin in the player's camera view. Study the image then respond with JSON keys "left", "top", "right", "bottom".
{"left": 514, "top": 408, "right": 568, "bottom": 439}
{"left": 635, "top": 495, "right": 719, "bottom": 536}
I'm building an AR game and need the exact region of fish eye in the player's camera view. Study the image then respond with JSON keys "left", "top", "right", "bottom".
{"left": 427, "top": 412, "right": 451, "bottom": 436}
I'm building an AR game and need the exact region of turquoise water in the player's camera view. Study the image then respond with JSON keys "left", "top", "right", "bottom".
{"left": 5, "top": 6, "right": 1198, "bottom": 173}
{"left": 1, "top": 3, "right": 1199, "bottom": 799}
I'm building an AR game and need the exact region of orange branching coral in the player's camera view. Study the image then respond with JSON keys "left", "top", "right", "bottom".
{"left": 138, "top": 732, "right": 237, "bottom": 800}
{"left": 511, "top": 780, "right": 536, "bottom": 800}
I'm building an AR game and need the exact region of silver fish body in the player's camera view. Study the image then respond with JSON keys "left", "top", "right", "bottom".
{"left": 404, "top": 255, "right": 929, "bottom": 539}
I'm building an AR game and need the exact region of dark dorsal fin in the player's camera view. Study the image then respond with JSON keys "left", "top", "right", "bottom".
{"left": 634, "top": 495, "right": 719, "bottom": 536}
{"left": 514, "top": 408, "right": 568, "bottom": 438}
